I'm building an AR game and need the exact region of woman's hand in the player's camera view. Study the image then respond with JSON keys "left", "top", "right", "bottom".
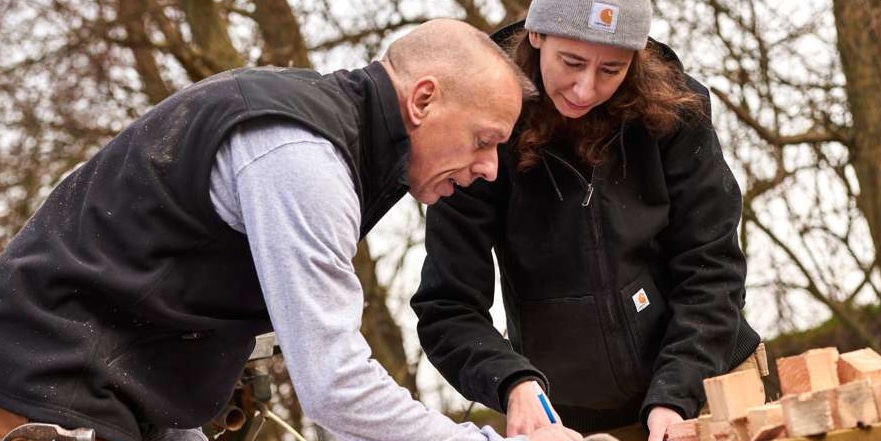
{"left": 646, "top": 406, "right": 684, "bottom": 441}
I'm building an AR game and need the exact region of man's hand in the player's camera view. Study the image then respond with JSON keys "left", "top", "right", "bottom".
{"left": 526, "top": 425, "right": 584, "bottom": 441}
{"left": 583, "top": 435, "right": 620, "bottom": 441}
{"left": 506, "top": 381, "right": 559, "bottom": 436}
{"left": 646, "top": 405, "right": 684, "bottom": 441}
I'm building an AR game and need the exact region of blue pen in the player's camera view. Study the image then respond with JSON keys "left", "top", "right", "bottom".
{"left": 534, "top": 382, "right": 557, "bottom": 424}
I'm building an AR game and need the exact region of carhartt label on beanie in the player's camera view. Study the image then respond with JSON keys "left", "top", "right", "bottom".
{"left": 588, "top": 2, "right": 620, "bottom": 33}
{"left": 524, "top": 0, "right": 652, "bottom": 50}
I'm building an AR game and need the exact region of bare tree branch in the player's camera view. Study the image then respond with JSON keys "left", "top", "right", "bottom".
{"left": 146, "top": 0, "right": 215, "bottom": 80}
{"left": 451, "top": 0, "right": 492, "bottom": 32}
{"left": 118, "top": 0, "right": 172, "bottom": 105}
{"left": 710, "top": 87, "right": 846, "bottom": 147}
{"left": 309, "top": 17, "right": 427, "bottom": 53}
{"left": 744, "top": 208, "right": 880, "bottom": 351}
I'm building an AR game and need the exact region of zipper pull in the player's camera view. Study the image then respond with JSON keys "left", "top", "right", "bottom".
{"left": 582, "top": 183, "right": 594, "bottom": 207}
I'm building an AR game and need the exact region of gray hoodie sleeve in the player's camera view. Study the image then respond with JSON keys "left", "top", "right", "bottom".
{"left": 209, "top": 119, "right": 525, "bottom": 441}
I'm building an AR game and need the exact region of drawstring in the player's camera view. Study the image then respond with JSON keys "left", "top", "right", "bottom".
{"left": 542, "top": 150, "right": 594, "bottom": 207}
{"left": 541, "top": 156, "right": 564, "bottom": 202}
{"left": 538, "top": 124, "right": 626, "bottom": 207}
{"left": 618, "top": 122, "right": 627, "bottom": 180}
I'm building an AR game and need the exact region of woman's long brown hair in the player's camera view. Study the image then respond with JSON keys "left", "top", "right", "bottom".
{"left": 507, "top": 30, "right": 706, "bottom": 170}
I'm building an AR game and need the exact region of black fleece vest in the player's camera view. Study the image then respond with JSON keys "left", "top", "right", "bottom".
{"left": 0, "top": 62, "right": 410, "bottom": 441}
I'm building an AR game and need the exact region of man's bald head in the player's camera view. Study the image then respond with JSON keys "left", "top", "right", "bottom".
{"left": 381, "top": 20, "right": 532, "bottom": 205}
{"left": 383, "top": 19, "right": 536, "bottom": 103}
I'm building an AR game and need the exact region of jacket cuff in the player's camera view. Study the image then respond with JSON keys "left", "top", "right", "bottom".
{"left": 639, "top": 368, "right": 702, "bottom": 426}
{"left": 639, "top": 399, "right": 689, "bottom": 430}
{"left": 497, "top": 370, "right": 548, "bottom": 413}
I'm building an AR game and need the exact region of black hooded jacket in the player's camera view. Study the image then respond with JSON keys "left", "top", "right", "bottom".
{"left": 0, "top": 62, "right": 410, "bottom": 441}
{"left": 411, "top": 31, "right": 760, "bottom": 432}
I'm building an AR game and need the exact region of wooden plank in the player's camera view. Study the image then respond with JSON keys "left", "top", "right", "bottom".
{"left": 698, "top": 414, "right": 714, "bottom": 441}
{"left": 704, "top": 370, "right": 767, "bottom": 422}
{"left": 778, "top": 423, "right": 881, "bottom": 440}
{"left": 708, "top": 420, "right": 736, "bottom": 441}
{"left": 731, "top": 418, "right": 750, "bottom": 441}
{"left": 839, "top": 348, "right": 881, "bottom": 385}
{"left": 874, "top": 382, "right": 881, "bottom": 413}
{"left": 746, "top": 403, "right": 783, "bottom": 438}
{"left": 835, "top": 379, "right": 880, "bottom": 429}
{"left": 666, "top": 419, "right": 700, "bottom": 441}
{"left": 777, "top": 347, "right": 840, "bottom": 395}
{"left": 749, "top": 424, "right": 785, "bottom": 441}
{"left": 781, "top": 389, "right": 836, "bottom": 437}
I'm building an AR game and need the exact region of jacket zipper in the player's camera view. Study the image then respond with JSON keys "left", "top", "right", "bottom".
{"left": 540, "top": 135, "right": 643, "bottom": 392}
{"left": 541, "top": 150, "right": 596, "bottom": 207}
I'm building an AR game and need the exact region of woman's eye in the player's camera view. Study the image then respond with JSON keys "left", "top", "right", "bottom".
{"left": 601, "top": 68, "right": 622, "bottom": 76}
{"left": 563, "top": 59, "right": 582, "bottom": 68}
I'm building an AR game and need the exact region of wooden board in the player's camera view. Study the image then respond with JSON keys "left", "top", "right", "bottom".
{"left": 777, "top": 347, "right": 840, "bottom": 395}
{"left": 781, "top": 389, "right": 836, "bottom": 437}
{"left": 778, "top": 423, "right": 881, "bottom": 440}
{"left": 666, "top": 419, "right": 699, "bottom": 441}
{"left": 704, "top": 370, "right": 767, "bottom": 422}
{"left": 746, "top": 403, "right": 783, "bottom": 436}
{"left": 835, "top": 379, "right": 880, "bottom": 429}
{"left": 838, "top": 348, "right": 881, "bottom": 385}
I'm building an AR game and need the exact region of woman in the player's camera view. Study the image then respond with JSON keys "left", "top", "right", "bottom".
{"left": 411, "top": 1, "right": 763, "bottom": 440}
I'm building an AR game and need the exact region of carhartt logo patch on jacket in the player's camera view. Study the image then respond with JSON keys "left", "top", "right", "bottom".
{"left": 632, "top": 288, "right": 650, "bottom": 312}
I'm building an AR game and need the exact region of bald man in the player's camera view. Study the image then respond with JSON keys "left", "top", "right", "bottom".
{"left": 0, "top": 18, "right": 583, "bottom": 441}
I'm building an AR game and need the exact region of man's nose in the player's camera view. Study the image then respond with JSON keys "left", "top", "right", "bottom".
{"left": 471, "top": 147, "right": 498, "bottom": 183}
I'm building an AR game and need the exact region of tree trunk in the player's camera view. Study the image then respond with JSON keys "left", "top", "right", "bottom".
{"left": 499, "top": 0, "right": 530, "bottom": 25}
{"left": 252, "top": 0, "right": 312, "bottom": 68}
{"left": 180, "top": 0, "right": 245, "bottom": 73}
{"left": 118, "top": 0, "right": 172, "bottom": 105}
{"left": 833, "top": 0, "right": 881, "bottom": 264}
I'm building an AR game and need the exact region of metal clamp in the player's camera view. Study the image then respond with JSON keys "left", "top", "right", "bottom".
{"left": 755, "top": 342, "right": 770, "bottom": 377}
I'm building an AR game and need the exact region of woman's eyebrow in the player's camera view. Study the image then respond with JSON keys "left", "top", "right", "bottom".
{"left": 560, "top": 51, "right": 630, "bottom": 67}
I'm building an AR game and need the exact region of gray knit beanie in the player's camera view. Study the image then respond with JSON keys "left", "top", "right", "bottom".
{"left": 524, "top": 0, "right": 652, "bottom": 51}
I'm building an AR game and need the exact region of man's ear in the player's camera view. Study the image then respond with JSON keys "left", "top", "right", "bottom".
{"left": 406, "top": 76, "right": 440, "bottom": 127}
{"left": 528, "top": 32, "right": 544, "bottom": 49}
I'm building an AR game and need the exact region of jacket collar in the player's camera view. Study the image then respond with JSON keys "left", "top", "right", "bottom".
{"left": 334, "top": 62, "right": 411, "bottom": 237}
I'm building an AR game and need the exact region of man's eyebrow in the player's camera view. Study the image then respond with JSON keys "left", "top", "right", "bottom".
{"left": 490, "top": 128, "right": 513, "bottom": 143}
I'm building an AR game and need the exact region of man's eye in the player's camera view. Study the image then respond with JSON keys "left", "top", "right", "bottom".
{"left": 477, "top": 139, "right": 490, "bottom": 149}
{"left": 563, "top": 59, "right": 582, "bottom": 68}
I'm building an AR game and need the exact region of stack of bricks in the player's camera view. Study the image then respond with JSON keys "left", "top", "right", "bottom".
{"left": 664, "top": 347, "right": 881, "bottom": 441}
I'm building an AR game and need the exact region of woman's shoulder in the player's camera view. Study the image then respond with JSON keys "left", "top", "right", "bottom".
{"left": 647, "top": 39, "right": 710, "bottom": 99}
